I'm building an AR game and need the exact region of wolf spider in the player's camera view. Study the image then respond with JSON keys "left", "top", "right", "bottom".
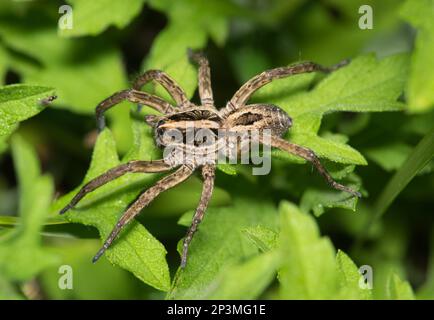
{"left": 59, "top": 50, "right": 361, "bottom": 268}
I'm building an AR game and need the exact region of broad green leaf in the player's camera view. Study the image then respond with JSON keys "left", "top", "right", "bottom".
{"left": 144, "top": 177, "right": 231, "bottom": 218}
{"left": 52, "top": 123, "right": 171, "bottom": 292}
{"left": 364, "top": 142, "right": 434, "bottom": 174}
{"left": 0, "top": 84, "right": 55, "bottom": 152}
{"left": 144, "top": 22, "right": 206, "bottom": 100}
{"left": 336, "top": 250, "right": 372, "bottom": 299}
{"left": 278, "top": 201, "right": 337, "bottom": 299}
{"left": 167, "top": 199, "right": 279, "bottom": 299}
{"left": 0, "top": 10, "right": 133, "bottom": 151}
{"left": 144, "top": 0, "right": 235, "bottom": 100}
{"left": 0, "top": 13, "right": 128, "bottom": 114}
{"left": 40, "top": 239, "right": 147, "bottom": 300}
{"left": 288, "top": 0, "right": 404, "bottom": 65}
{"left": 387, "top": 273, "right": 415, "bottom": 300}
{"left": 198, "top": 250, "right": 280, "bottom": 299}
{"left": 400, "top": 0, "right": 434, "bottom": 112}
{"left": 365, "top": 143, "right": 413, "bottom": 172}
{"left": 0, "top": 135, "right": 59, "bottom": 281}
{"left": 300, "top": 173, "right": 362, "bottom": 217}
{"left": 61, "top": 0, "right": 147, "bottom": 37}
{"left": 242, "top": 225, "right": 278, "bottom": 252}
{"left": 255, "top": 53, "right": 409, "bottom": 165}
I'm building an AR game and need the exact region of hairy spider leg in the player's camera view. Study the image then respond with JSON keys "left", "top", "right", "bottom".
{"left": 95, "top": 89, "right": 176, "bottom": 131}
{"left": 92, "top": 164, "right": 195, "bottom": 263}
{"left": 59, "top": 160, "right": 172, "bottom": 215}
{"left": 133, "top": 69, "right": 191, "bottom": 108}
{"left": 221, "top": 60, "right": 350, "bottom": 117}
{"left": 188, "top": 49, "right": 215, "bottom": 108}
{"left": 181, "top": 164, "right": 215, "bottom": 268}
{"left": 264, "top": 136, "right": 361, "bottom": 198}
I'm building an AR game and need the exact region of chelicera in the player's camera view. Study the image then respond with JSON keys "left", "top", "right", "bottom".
{"left": 59, "top": 50, "right": 361, "bottom": 268}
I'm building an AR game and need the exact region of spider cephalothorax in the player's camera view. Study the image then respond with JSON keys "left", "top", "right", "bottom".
{"left": 60, "top": 50, "right": 360, "bottom": 268}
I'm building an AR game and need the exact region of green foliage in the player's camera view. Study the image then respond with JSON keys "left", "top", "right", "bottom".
{"left": 0, "top": 0, "right": 432, "bottom": 301}
{"left": 52, "top": 120, "right": 230, "bottom": 292}
{"left": 0, "top": 135, "right": 59, "bottom": 281}
{"left": 197, "top": 250, "right": 280, "bottom": 299}
{"left": 168, "top": 200, "right": 278, "bottom": 299}
{"left": 143, "top": 0, "right": 235, "bottom": 100}
{"left": 365, "top": 127, "right": 434, "bottom": 233}
{"left": 400, "top": 0, "right": 434, "bottom": 112}
{"left": 278, "top": 201, "right": 337, "bottom": 299}
{"left": 53, "top": 124, "right": 171, "bottom": 291}
{"left": 242, "top": 225, "right": 278, "bottom": 252}
{"left": 256, "top": 54, "right": 409, "bottom": 165}
{"left": 61, "top": 0, "right": 147, "bottom": 37}
{"left": 336, "top": 250, "right": 372, "bottom": 300}
{"left": 0, "top": 84, "right": 55, "bottom": 153}
{"left": 40, "top": 239, "right": 147, "bottom": 299}
{"left": 387, "top": 273, "right": 415, "bottom": 300}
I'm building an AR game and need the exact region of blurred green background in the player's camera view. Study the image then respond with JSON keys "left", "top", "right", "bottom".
{"left": 0, "top": 0, "right": 433, "bottom": 300}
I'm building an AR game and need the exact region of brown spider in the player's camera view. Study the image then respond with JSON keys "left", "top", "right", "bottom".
{"left": 59, "top": 50, "right": 361, "bottom": 268}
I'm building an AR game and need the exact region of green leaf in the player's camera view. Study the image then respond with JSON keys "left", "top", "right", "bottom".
{"left": 364, "top": 142, "right": 434, "bottom": 174}
{"left": 198, "top": 250, "right": 280, "bottom": 299}
{"left": 242, "top": 225, "right": 278, "bottom": 252}
{"left": 255, "top": 53, "right": 409, "bottom": 165}
{"left": 145, "top": 177, "right": 231, "bottom": 218}
{"left": 387, "top": 273, "right": 415, "bottom": 300}
{"left": 336, "top": 250, "right": 372, "bottom": 299}
{"left": 144, "top": 0, "right": 234, "bottom": 100}
{"left": 278, "top": 201, "right": 337, "bottom": 299}
{"left": 0, "top": 9, "right": 134, "bottom": 151}
{"left": 0, "top": 135, "right": 59, "bottom": 281}
{"left": 61, "top": 0, "right": 147, "bottom": 37}
{"left": 144, "top": 22, "right": 206, "bottom": 100}
{"left": 216, "top": 163, "right": 238, "bottom": 176}
{"left": 52, "top": 123, "right": 170, "bottom": 292}
{"left": 167, "top": 199, "right": 278, "bottom": 299}
{"left": 40, "top": 239, "right": 146, "bottom": 299}
{"left": 400, "top": 0, "right": 434, "bottom": 112}
{"left": 0, "top": 84, "right": 55, "bottom": 152}
{"left": 365, "top": 143, "right": 413, "bottom": 171}
{"left": 0, "top": 8, "right": 135, "bottom": 151}
{"left": 300, "top": 173, "right": 362, "bottom": 217}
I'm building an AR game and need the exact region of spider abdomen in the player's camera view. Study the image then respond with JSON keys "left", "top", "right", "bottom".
{"left": 224, "top": 104, "right": 292, "bottom": 137}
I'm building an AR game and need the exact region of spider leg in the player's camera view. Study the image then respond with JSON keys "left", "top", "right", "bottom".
{"left": 133, "top": 70, "right": 191, "bottom": 108}
{"left": 221, "top": 60, "right": 349, "bottom": 117}
{"left": 92, "top": 164, "right": 195, "bottom": 263}
{"left": 264, "top": 136, "right": 361, "bottom": 198}
{"left": 180, "top": 164, "right": 215, "bottom": 268}
{"left": 95, "top": 89, "right": 176, "bottom": 131}
{"left": 59, "top": 160, "right": 172, "bottom": 215}
{"left": 188, "top": 49, "right": 215, "bottom": 108}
